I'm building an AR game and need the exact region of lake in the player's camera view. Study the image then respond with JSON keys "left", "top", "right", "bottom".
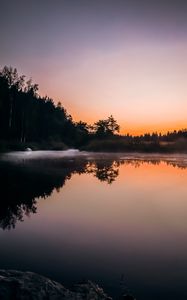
{"left": 0, "top": 150, "right": 187, "bottom": 299}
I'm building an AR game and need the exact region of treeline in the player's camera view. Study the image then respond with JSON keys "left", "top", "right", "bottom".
{"left": 0, "top": 66, "right": 83, "bottom": 148}
{"left": 0, "top": 66, "right": 119, "bottom": 150}
{"left": 0, "top": 66, "right": 187, "bottom": 152}
{"left": 123, "top": 130, "right": 187, "bottom": 142}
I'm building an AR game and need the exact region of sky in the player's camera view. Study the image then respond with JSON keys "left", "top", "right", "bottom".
{"left": 0, "top": 0, "right": 187, "bottom": 135}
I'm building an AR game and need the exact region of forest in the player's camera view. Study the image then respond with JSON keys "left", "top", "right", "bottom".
{"left": 0, "top": 66, "right": 187, "bottom": 152}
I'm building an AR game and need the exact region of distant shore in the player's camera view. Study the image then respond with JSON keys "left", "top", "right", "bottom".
{"left": 1, "top": 138, "right": 187, "bottom": 154}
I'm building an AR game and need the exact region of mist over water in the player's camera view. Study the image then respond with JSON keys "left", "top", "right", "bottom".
{"left": 1, "top": 149, "right": 187, "bottom": 164}
{"left": 0, "top": 151, "right": 187, "bottom": 299}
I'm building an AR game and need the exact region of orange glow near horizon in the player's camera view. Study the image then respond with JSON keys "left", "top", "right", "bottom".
{"left": 36, "top": 40, "right": 187, "bottom": 136}
{"left": 47, "top": 102, "right": 186, "bottom": 136}
{"left": 119, "top": 122, "right": 187, "bottom": 136}
{"left": 37, "top": 85, "right": 187, "bottom": 136}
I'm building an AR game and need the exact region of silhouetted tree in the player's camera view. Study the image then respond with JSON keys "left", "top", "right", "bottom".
{"left": 94, "top": 115, "right": 120, "bottom": 137}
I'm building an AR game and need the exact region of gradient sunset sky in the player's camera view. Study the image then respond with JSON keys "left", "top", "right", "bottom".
{"left": 0, "top": 0, "right": 186, "bottom": 135}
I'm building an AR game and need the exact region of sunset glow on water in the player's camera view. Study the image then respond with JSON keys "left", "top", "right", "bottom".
{"left": 0, "top": 152, "right": 187, "bottom": 299}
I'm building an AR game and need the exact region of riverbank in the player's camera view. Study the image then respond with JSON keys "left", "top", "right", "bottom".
{"left": 1, "top": 138, "right": 187, "bottom": 153}
{"left": 0, "top": 140, "right": 68, "bottom": 152}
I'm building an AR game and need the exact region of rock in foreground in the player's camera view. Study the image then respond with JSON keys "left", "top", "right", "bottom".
{"left": 0, "top": 269, "right": 112, "bottom": 300}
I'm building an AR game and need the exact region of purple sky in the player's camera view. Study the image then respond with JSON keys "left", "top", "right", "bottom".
{"left": 1, "top": 0, "right": 187, "bottom": 134}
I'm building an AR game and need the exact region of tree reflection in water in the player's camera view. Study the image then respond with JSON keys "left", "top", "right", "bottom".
{"left": 86, "top": 161, "right": 119, "bottom": 184}
{"left": 0, "top": 155, "right": 186, "bottom": 230}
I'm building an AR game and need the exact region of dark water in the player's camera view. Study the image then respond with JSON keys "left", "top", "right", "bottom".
{"left": 0, "top": 150, "right": 187, "bottom": 299}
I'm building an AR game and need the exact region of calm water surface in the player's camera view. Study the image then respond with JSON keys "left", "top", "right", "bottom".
{"left": 0, "top": 151, "right": 187, "bottom": 299}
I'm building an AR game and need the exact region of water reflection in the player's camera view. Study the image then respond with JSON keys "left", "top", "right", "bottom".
{"left": 0, "top": 153, "right": 187, "bottom": 230}
{"left": 86, "top": 161, "right": 119, "bottom": 184}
